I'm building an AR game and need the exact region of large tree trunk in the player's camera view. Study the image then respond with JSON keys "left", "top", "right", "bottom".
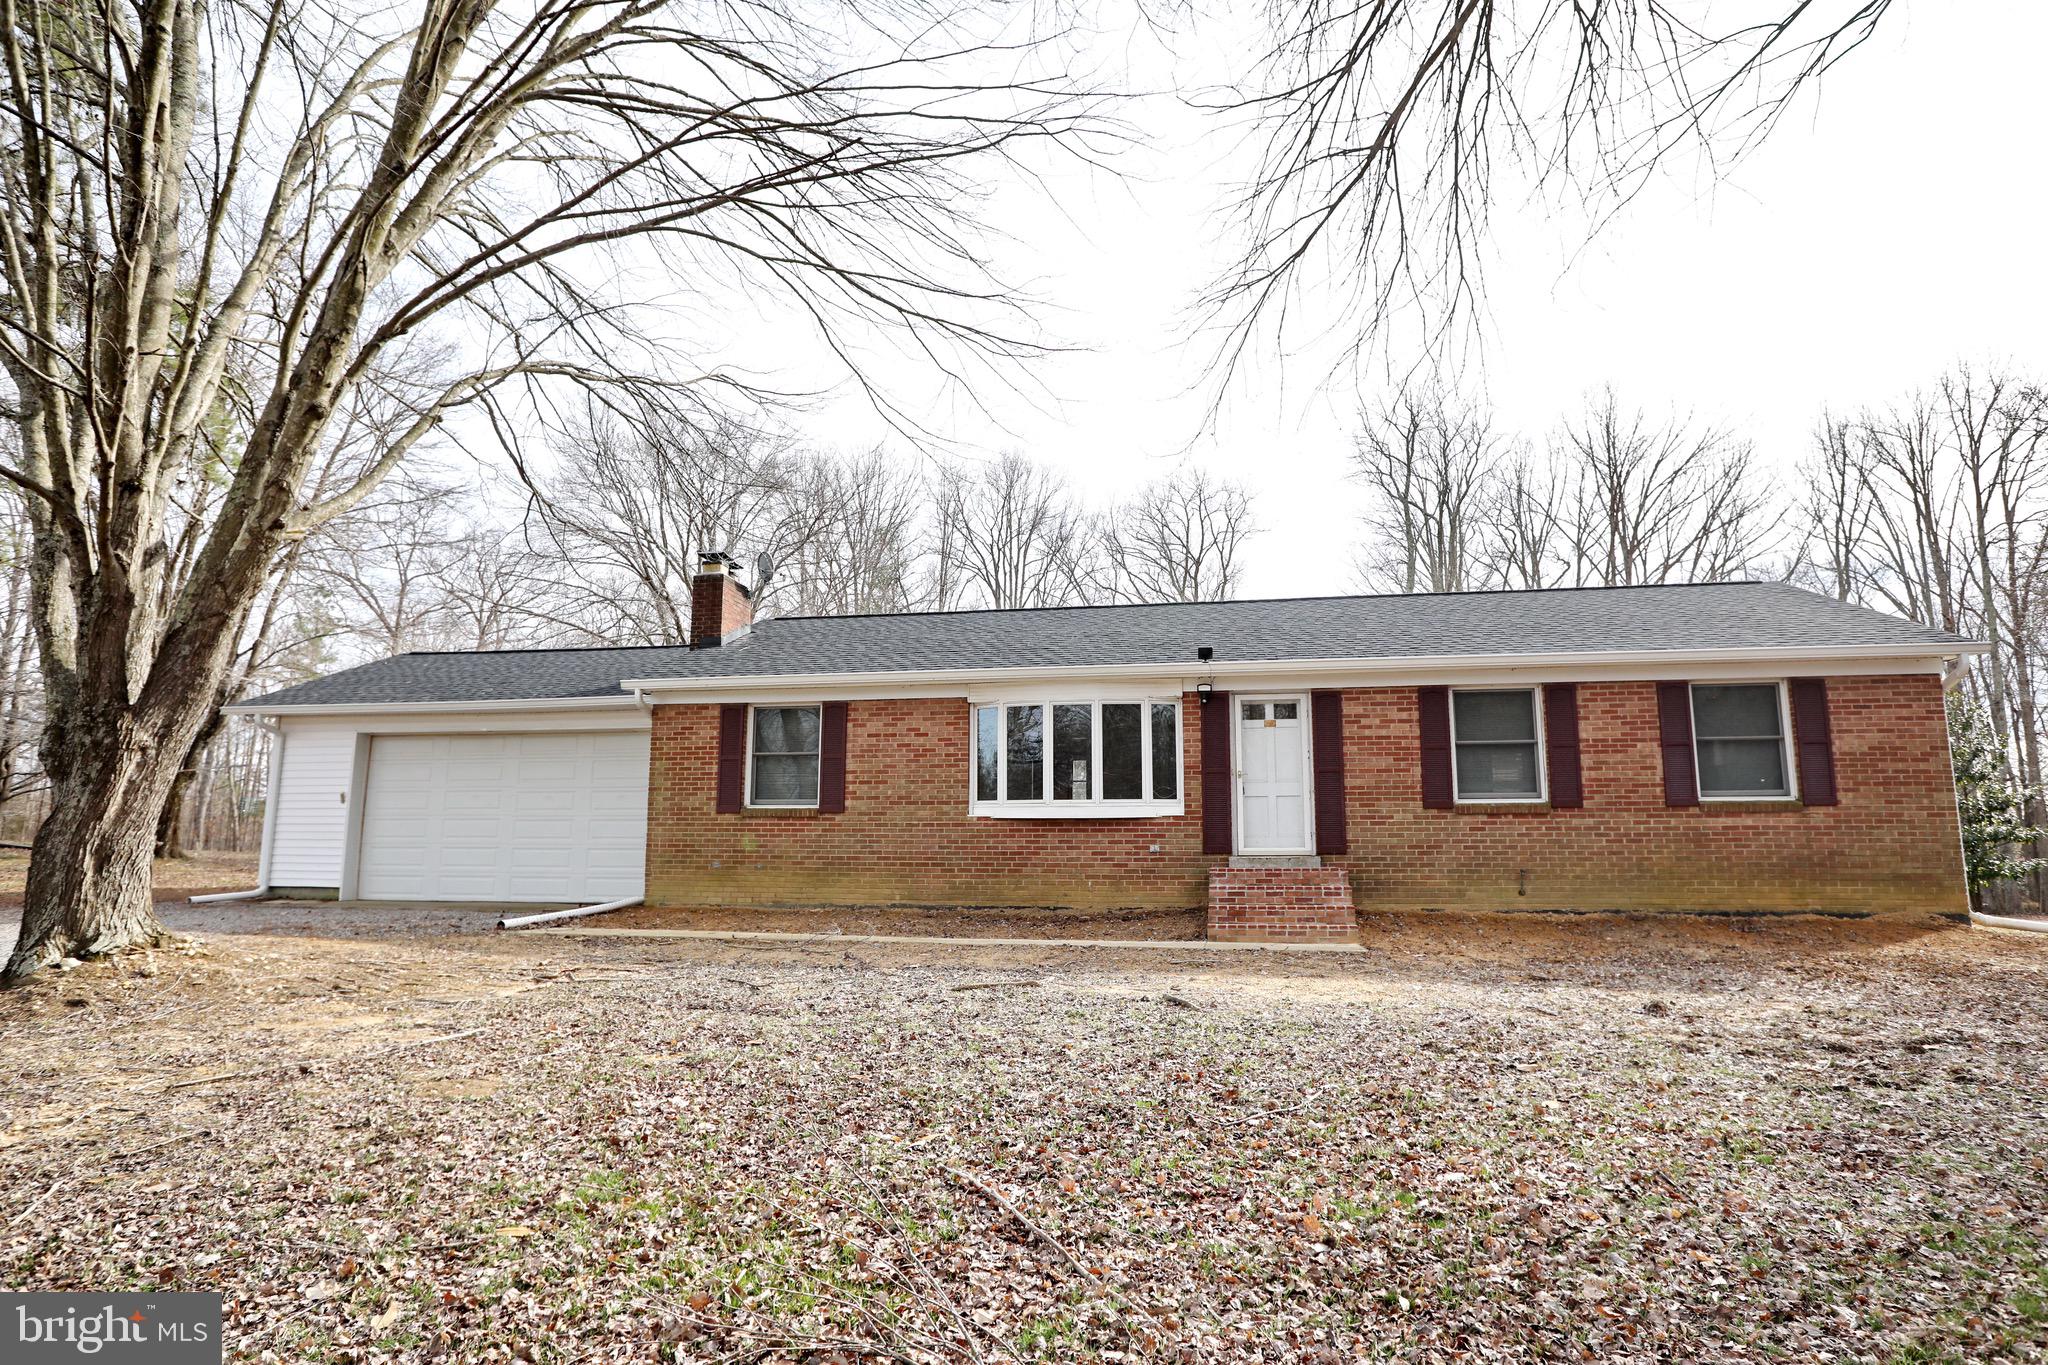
{"left": 156, "top": 707, "right": 227, "bottom": 860}
{"left": 5, "top": 732, "right": 186, "bottom": 980}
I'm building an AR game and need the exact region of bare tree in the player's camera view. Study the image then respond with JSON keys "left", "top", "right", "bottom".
{"left": 1350, "top": 391, "right": 1495, "bottom": 593}
{"left": 1102, "top": 468, "right": 1256, "bottom": 603}
{"left": 1476, "top": 451, "right": 1566, "bottom": 591}
{"left": 784, "top": 449, "right": 928, "bottom": 617}
{"left": 1788, "top": 366, "right": 2048, "bottom": 908}
{"left": 934, "top": 453, "right": 1098, "bottom": 609}
{"left": 1794, "top": 416, "right": 1878, "bottom": 602}
{"left": 430, "top": 531, "right": 596, "bottom": 653}
{"left": 302, "top": 483, "right": 470, "bottom": 658}
{"left": 1209, "top": 2, "right": 1897, "bottom": 379}
{"left": 525, "top": 406, "right": 840, "bottom": 643}
{"left": 1854, "top": 395, "right": 1967, "bottom": 633}
{"left": 1552, "top": 390, "right": 1780, "bottom": 587}
{"left": 0, "top": 0, "right": 1098, "bottom": 979}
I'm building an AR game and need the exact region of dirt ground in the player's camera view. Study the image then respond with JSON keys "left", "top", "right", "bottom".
{"left": 0, "top": 849, "right": 260, "bottom": 907}
{"left": 1, "top": 907, "right": 2044, "bottom": 1363}
{"left": 599, "top": 901, "right": 1207, "bottom": 940}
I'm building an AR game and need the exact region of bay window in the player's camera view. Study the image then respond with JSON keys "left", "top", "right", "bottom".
{"left": 973, "top": 697, "right": 1182, "bottom": 816}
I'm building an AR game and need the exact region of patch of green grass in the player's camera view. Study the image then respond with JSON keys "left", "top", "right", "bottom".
{"left": 1017, "top": 1311, "right": 1085, "bottom": 1357}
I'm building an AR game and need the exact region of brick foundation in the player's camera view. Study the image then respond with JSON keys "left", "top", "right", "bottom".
{"left": 1206, "top": 866, "right": 1358, "bottom": 942}
{"left": 644, "top": 674, "right": 1969, "bottom": 921}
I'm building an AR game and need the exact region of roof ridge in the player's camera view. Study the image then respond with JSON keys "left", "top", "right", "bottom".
{"left": 395, "top": 640, "right": 698, "bottom": 658}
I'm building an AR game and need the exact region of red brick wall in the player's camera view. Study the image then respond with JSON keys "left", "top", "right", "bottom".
{"left": 1206, "top": 866, "right": 1358, "bottom": 942}
{"left": 643, "top": 674, "right": 1968, "bottom": 916}
{"left": 647, "top": 694, "right": 1211, "bottom": 910}
{"left": 689, "top": 572, "right": 753, "bottom": 647}
{"left": 1330, "top": 673, "right": 1966, "bottom": 916}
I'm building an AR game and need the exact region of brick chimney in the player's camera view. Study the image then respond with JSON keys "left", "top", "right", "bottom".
{"left": 689, "top": 552, "right": 754, "bottom": 648}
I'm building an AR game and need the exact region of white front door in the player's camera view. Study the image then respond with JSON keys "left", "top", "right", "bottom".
{"left": 1236, "top": 697, "right": 1311, "bottom": 853}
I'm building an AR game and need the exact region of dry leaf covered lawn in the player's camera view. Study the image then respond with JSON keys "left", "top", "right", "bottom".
{"left": 1, "top": 910, "right": 2044, "bottom": 1363}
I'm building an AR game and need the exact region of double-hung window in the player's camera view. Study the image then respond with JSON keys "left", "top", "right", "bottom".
{"left": 1450, "top": 688, "right": 1544, "bottom": 802}
{"left": 1690, "top": 683, "right": 1794, "bottom": 799}
{"left": 748, "top": 705, "right": 821, "bottom": 807}
{"left": 972, "top": 697, "right": 1182, "bottom": 816}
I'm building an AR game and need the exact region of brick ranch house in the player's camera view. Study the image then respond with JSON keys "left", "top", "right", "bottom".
{"left": 230, "top": 560, "right": 1984, "bottom": 940}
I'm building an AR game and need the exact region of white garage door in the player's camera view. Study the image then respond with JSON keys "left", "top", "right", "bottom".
{"left": 357, "top": 732, "right": 649, "bottom": 903}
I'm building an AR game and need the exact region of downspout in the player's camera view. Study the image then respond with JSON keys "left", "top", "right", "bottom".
{"left": 1970, "top": 909, "right": 2048, "bottom": 934}
{"left": 498, "top": 896, "right": 642, "bottom": 931}
{"left": 191, "top": 718, "right": 281, "bottom": 903}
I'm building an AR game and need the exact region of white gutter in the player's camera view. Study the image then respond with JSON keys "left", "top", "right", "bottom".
{"left": 224, "top": 695, "right": 643, "bottom": 717}
{"left": 620, "top": 642, "right": 1984, "bottom": 696}
{"left": 1970, "top": 910, "right": 2048, "bottom": 934}
{"left": 497, "top": 896, "right": 642, "bottom": 931}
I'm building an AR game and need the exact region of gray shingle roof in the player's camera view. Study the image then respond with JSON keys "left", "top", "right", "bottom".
{"left": 235, "top": 581, "right": 1974, "bottom": 710}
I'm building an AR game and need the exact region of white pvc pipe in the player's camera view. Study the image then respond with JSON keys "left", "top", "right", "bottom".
{"left": 497, "top": 896, "right": 642, "bottom": 931}
{"left": 189, "top": 887, "right": 270, "bottom": 903}
{"left": 1971, "top": 910, "right": 2048, "bottom": 934}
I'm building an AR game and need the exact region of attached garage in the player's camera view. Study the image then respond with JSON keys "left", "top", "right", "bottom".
{"left": 241, "top": 686, "right": 662, "bottom": 904}
{"left": 355, "top": 731, "right": 648, "bottom": 902}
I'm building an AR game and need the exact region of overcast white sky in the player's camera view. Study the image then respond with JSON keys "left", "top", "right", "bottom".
{"left": 688, "top": 3, "right": 2048, "bottom": 602}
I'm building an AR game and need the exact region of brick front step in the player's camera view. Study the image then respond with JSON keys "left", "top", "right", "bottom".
{"left": 1206, "top": 866, "right": 1359, "bottom": 943}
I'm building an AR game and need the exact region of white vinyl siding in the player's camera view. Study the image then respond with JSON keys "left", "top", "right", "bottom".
{"left": 266, "top": 721, "right": 358, "bottom": 888}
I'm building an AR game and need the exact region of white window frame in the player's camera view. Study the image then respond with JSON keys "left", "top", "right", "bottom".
{"left": 970, "top": 695, "right": 1184, "bottom": 819}
{"left": 1448, "top": 686, "right": 1548, "bottom": 805}
{"left": 745, "top": 703, "right": 822, "bottom": 809}
{"left": 1689, "top": 680, "right": 1799, "bottom": 803}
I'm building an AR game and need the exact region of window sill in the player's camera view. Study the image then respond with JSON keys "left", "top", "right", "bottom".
{"left": 972, "top": 802, "right": 1185, "bottom": 821}
{"left": 1697, "top": 797, "right": 1805, "bottom": 812}
{"left": 1451, "top": 801, "right": 1552, "bottom": 814}
{"left": 741, "top": 804, "right": 823, "bottom": 817}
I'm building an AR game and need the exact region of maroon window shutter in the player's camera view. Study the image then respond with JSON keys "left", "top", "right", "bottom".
{"left": 715, "top": 703, "right": 747, "bottom": 813}
{"left": 1789, "top": 678, "right": 1838, "bottom": 805}
{"left": 818, "top": 701, "right": 849, "bottom": 813}
{"left": 1656, "top": 681, "right": 1700, "bottom": 808}
{"left": 1417, "top": 686, "right": 1454, "bottom": 810}
{"left": 1543, "top": 684, "right": 1584, "bottom": 808}
{"left": 1310, "top": 690, "right": 1349, "bottom": 854}
{"left": 1200, "top": 692, "right": 1233, "bottom": 855}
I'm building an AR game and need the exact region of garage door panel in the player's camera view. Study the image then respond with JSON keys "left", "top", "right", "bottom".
{"left": 435, "top": 875, "right": 505, "bottom": 899}
{"left": 376, "top": 737, "right": 441, "bottom": 759}
{"left": 358, "top": 732, "right": 648, "bottom": 903}
{"left": 366, "top": 785, "right": 434, "bottom": 818}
